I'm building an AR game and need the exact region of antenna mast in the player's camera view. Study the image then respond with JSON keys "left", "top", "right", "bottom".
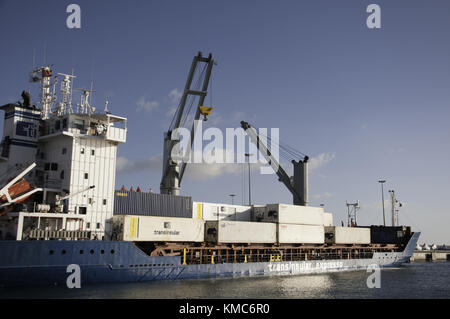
{"left": 30, "top": 66, "right": 53, "bottom": 119}
{"left": 56, "top": 73, "right": 76, "bottom": 116}
{"left": 388, "top": 190, "right": 401, "bottom": 226}
{"left": 346, "top": 200, "right": 360, "bottom": 227}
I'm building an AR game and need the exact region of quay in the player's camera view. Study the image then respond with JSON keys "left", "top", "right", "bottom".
{"left": 411, "top": 250, "right": 450, "bottom": 262}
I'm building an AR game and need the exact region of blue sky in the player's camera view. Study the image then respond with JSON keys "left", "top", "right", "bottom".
{"left": 1, "top": 0, "right": 449, "bottom": 244}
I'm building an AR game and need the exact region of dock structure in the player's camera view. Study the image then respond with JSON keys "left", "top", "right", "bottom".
{"left": 411, "top": 250, "right": 450, "bottom": 262}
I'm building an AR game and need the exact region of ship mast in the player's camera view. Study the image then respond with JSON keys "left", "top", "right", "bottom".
{"left": 56, "top": 73, "right": 76, "bottom": 116}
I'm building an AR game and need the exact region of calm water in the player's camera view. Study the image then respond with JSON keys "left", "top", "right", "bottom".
{"left": 1, "top": 261, "right": 449, "bottom": 299}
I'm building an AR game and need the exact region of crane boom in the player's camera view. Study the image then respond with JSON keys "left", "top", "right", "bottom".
{"left": 240, "top": 121, "right": 309, "bottom": 206}
{"left": 56, "top": 185, "right": 95, "bottom": 205}
{"left": 160, "top": 52, "right": 215, "bottom": 195}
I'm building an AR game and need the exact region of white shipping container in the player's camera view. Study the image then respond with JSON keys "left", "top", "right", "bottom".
{"left": 112, "top": 215, "right": 204, "bottom": 242}
{"left": 277, "top": 224, "right": 325, "bottom": 244}
{"left": 264, "top": 204, "right": 324, "bottom": 226}
{"left": 323, "top": 212, "right": 333, "bottom": 226}
{"left": 324, "top": 226, "right": 370, "bottom": 244}
{"left": 194, "top": 202, "right": 251, "bottom": 221}
{"left": 205, "top": 221, "right": 277, "bottom": 244}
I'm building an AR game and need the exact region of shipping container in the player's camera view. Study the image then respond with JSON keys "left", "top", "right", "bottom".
{"left": 323, "top": 212, "right": 333, "bottom": 226}
{"left": 194, "top": 202, "right": 251, "bottom": 221}
{"left": 277, "top": 224, "right": 325, "bottom": 244}
{"left": 205, "top": 221, "right": 276, "bottom": 244}
{"left": 369, "top": 226, "right": 411, "bottom": 245}
{"left": 324, "top": 226, "right": 370, "bottom": 244}
{"left": 263, "top": 204, "right": 324, "bottom": 226}
{"left": 113, "top": 191, "right": 192, "bottom": 218}
{"left": 112, "top": 215, "right": 204, "bottom": 242}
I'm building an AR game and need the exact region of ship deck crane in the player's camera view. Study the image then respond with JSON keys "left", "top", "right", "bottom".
{"left": 240, "top": 121, "right": 309, "bottom": 206}
{"left": 160, "top": 52, "right": 215, "bottom": 195}
{"left": 53, "top": 185, "right": 95, "bottom": 213}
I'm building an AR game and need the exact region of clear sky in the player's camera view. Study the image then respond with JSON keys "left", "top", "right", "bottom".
{"left": 1, "top": 0, "right": 449, "bottom": 244}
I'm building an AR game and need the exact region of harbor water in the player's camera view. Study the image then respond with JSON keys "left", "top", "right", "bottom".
{"left": 1, "top": 261, "right": 449, "bottom": 299}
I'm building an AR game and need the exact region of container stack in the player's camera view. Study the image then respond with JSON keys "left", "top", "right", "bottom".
{"left": 324, "top": 226, "right": 370, "bottom": 245}
{"left": 114, "top": 191, "right": 192, "bottom": 218}
{"left": 204, "top": 220, "right": 276, "bottom": 244}
{"left": 112, "top": 215, "right": 204, "bottom": 242}
{"left": 322, "top": 212, "right": 333, "bottom": 227}
{"left": 369, "top": 226, "right": 411, "bottom": 245}
{"left": 112, "top": 191, "right": 340, "bottom": 246}
{"left": 251, "top": 203, "right": 328, "bottom": 244}
{"left": 193, "top": 202, "right": 251, "bottom": 221}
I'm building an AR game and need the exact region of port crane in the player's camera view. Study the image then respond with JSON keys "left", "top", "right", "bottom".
{"left": 160, "top": 52, "right": 215, "bottom": 195}
{"left": 240, "top": 121, "right": 309, "bottom": 206}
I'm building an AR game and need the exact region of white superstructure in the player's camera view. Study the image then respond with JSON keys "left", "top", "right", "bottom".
{"left": 0, "top": 66, "right": 127, "bottom": 240}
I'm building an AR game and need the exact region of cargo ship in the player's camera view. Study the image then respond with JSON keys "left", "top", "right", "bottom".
{"left": 0, "top": 53, "right": 419, "bottom": 287}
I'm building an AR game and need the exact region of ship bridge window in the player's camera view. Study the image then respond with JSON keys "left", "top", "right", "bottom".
{"left": 84, "top": 173, "right": 88, "bottom": 179}
{"left": 73, "top": 119, "right": 84, "bottom": 130}
{"left": 62, "top": 118, "right": 67, "bottom": 128}
{"left": 55, "top": 120, "right": 60, "bottom": 130}
{"left": 51, "top": 163, "right": 58, "bottom": 171}
{"left": 96, "top": 223, "right": 101, "bottom": 229}
{"left": 44, "top": 163, "right": 50, "bottom": 171}
{"left": 79, "top": 207, "right": 87, "bottom": 215}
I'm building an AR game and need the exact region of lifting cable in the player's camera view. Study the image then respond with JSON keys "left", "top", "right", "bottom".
{"left": 168, "top": 62, "right": 208, "bottom": 131}
{"left": 180, "top": 63, "right": 208, "bottom": 128}
{"left": 254, "top": 127, "right": 308, "bottom": 163}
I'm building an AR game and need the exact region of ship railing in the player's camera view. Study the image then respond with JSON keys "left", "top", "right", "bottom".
{"left": 27, "top": 229, "right": 91, "bottom": 240}
{"left": 106, "top": 126, "right": 126, "bottom": 143}
{"left": 183, "top": 250, "right": 376, "bottom": 265}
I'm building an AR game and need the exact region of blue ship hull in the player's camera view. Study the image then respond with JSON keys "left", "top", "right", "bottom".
{"left": 0, "top": 233, "right": 420, "bottom": 287}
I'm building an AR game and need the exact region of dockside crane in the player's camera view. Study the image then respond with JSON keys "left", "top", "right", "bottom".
{"left": 240, "top": 121, "right": 309, "bottom": 206}
{"left": 160, "top": 52, "right": 215, "bottom": 195}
